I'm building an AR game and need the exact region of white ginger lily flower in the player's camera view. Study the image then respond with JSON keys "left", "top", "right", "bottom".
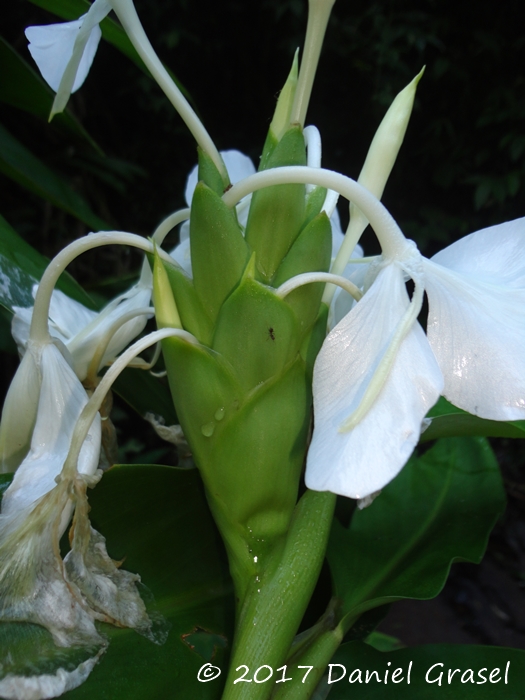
{"left": 306, "top": 218, "right": 525, "bottom": 500}
{"left": 12, "top": 281, "right": 152, "bottom": 383}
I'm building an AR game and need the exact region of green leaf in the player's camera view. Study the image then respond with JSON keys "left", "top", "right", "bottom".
{"left": 0, "top": 37, "right": 101, "bottom": 151}
{"left": 328, "top": 641, "right": 524, "bottom": 699}
{"left": 0, "top": 123, "right": 109, "bottom": 231}
{"left": 0, "top": 465, "right": 233, "bottom": 698}
{"left": 27, "top": 0, "right": 191, "bottom": 100}
{"left": 423, "top": 397, "right": 525, "bottom": 441}
{"left": 0, "top": 213, "right": 95, "bottom": 312}
{"left": 327, "top": 438, "right": 506, "bottom": 628}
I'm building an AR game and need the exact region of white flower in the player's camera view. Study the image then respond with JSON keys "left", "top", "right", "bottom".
{"left": 25, "top": 0, "right": 112, "bottom": 118}
{"left": 306, "top": 218, "right": 525, "bottom": 499}
{"left": 12, "top": 281, "right": 152, "bottom": 382}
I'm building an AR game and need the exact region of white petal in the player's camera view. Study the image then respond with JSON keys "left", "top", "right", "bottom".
{"left": 25, "top": 12, "right": 102, "bottom": 94}
{"left": 11, "top": 286, "right": 97, "bottom": 358}
{"left": 424, "top": 258, "right": 525, "bottom": 420}
{"left": 0, "top": 349, "right": 40, "bottom": 473}
{"left": 170, "top": 236, "right": 192, "bottom": 275}
{"left": 430, "top": 217, "right": 525, "bottom": 286}
{"left": 307, "top": 264, "right": 443, "bottom": 499}
{"left": 65, "top": 284, "right": 152, "bottom": 380}
{"left": 1, "top": 343, "right": 101, "bottom": 516}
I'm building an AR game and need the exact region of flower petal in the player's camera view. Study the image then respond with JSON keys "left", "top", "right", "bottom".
{"left": 430, "top": 217, "right": 525, "bottom": 286}
{"left": 12, "top": 285, "right": 98, "bottom": 356}
{"left": 424, "top": 256, "right": 525, "bottom": 420}
{"left": 307, "top": 263, "right": 443, "bottom": 499}
{"left": 1, "top": 342, "right": 101, "bottom": 516}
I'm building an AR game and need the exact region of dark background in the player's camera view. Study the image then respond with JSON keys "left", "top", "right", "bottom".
{"left": 1, "top": 0, "right": 524, "bottom": 647}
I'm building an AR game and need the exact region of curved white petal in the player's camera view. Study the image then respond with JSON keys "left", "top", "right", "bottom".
{"left": 1, "top": 342, "right": 101, "bottom": 517}
{"left": 307, "top": 263, "right": 443, "bottom": 499}
{"left": 0, "top": 348, "right": 40, "bottom": 473}
{"left": 67, "top": 284, "right": 152, "bottom": 379}
{"left": 424, "top": 257, "right": 525, "bottom": 420}
{"left": 170, "top": 235, "right": 192, "bottom": 275}
{"left": 11, "top": 286, "right": 97, "bottom": 357}
{"left": 430, "top": 217, "right": 525, "bottom": 286}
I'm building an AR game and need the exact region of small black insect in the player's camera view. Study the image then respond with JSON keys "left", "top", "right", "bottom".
{"left": 268, "top": 327, "right": 275, "bottom": 341}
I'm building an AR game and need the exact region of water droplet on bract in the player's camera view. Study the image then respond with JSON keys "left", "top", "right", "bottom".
{"left": 214, "top": 407, "right": 225, "bottom": 421}
{"left": 200, "top": 421, "right": 215, "bottom": 437}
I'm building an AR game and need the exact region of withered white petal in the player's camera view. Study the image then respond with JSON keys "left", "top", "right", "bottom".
{"left": 307, "top": 264, "right": 443, "bottom": 499}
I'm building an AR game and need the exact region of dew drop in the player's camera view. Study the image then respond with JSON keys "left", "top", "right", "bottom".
{"left": 214, "top": 407, "right": 225, "bottom": 421}
{"left": 201, "top": 421, "right": 215, "bottom": 437}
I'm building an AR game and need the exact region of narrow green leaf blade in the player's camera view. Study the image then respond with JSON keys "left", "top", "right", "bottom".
{"left": 0, "top": 123, "right": 109, "bottom": 231}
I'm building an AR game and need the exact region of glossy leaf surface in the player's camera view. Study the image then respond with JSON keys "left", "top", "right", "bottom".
{"left": 327, "top": 438, "right": 506, "bottom": 627}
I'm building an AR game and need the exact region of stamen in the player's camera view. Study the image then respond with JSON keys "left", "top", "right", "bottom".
{"left": 85, "top": 306, "right": 154, "bottom": 385}
{"left": 276, "top": 272, "right": 362, "bottom": 302}
{"left": 110, "top": 0, "right": 226, "bottom": 181}
{"left": 63, "top": 328, "right": 200, "bottom": 479}
{"left": 29, "top": 231, "right": 176, "bottom": 345}
{"left": 152, "top": 208, "right": 190, "bottom": 244}
{"left": 223, "top": 166, "right": 407, "bottom": 258}
{"left": 290, "top": 0, "right": 337, "bottom": 126}
{"left": 338, "top": 277, "right": 425, "bottom": 432}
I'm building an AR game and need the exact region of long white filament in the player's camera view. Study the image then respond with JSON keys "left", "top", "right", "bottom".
{"left": 223, "top": 166, "right": 409, "bottom": 260}
{"left": 63, "top": 328, "right": 199, "bottom": 478}
{"left": 276, "top": 272, "right": 362, "bottom": 302}
{"left": 30, "top": 232, "right": 177, "bottom": 345}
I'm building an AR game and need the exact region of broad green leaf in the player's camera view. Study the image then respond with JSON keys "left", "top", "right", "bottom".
{"left": 0, "top": 37, "right": 101, "bottom": 151}
{"left": 422, "top": 397, "right": 525, "bottom": 441}
{"left": 0, "top": 465, "right": 233, "bottom": 699}
{"left": 327, "top": 438, "right": 505, "bottom": 628}
{"left": 27, "top": 0, "right": 191, "bottom": 100}
{"left": 0, "top": 213, "right": 95, "bottom": 312}
{"left": 0, "top": 123, "right": 109, "bottom": 231}
{"left": 328, "top": 641, "right": 524, "bottom": 699}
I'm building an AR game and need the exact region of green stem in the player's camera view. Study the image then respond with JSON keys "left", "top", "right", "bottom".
{"left": 270, "top": 624, "right": 344, "bottom": 700}
{"left": 220, "top": 490, "right": 336, "bottom": 700}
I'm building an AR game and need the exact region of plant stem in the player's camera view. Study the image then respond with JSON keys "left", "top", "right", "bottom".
{"left": 220, "top": 490, "right": 336, "bottom": 700}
